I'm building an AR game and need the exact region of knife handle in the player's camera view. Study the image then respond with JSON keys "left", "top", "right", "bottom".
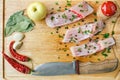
{"left": 74, "top": 58, "right": 118, "bottom": 74}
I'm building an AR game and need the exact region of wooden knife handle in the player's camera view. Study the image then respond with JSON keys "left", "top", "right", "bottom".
{"left": 75, "top": 58, "right": 118, "bottom": 74}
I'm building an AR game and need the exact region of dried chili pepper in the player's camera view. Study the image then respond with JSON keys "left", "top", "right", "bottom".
{"left": 9, "top": 41, "right": 30, "bottom": 62}
{"left": 2, "top": 52, "right": 31, "bottom": 74}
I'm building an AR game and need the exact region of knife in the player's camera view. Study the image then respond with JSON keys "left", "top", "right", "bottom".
{"left": 31, "top": 59, "right": 118, "bottom": 76}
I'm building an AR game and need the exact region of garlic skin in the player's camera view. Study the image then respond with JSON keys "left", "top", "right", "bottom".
{"left": 13, "top": 32, "right": 25, "bottom": 41}
{"left": 13, "top": 41, "right": 23, "bottom": 50}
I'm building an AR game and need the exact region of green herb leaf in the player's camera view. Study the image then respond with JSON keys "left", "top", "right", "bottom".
{"left": 94, "top": 18, "right": 97, "bottom": 22}
{"left": 55, "top": 2, "right": 59, "bottom": 5}
{"left": 112, "top": 21, "right": 116, "bottom": 23}
{"left": 66, "top": 0, "right": 71, "bottom": 6}
{"left": 5, "top": 10, "right": 35, "bottom": 37}
{"left": 106, "top": 47, "right": 111, "bottom": 53}
{"left": 51, "top": 16, "right": 55, "bottom": 21}
{"left": 101, "top": 49, "right": 108, "bottom": 57}
{"left": 78, "top": 27, "right": 81, "bottom": 33}
{"left": 70, "top": 15, "right": 76, "bottom": 21}
{"left": 103, "top": 33, "right": 109, "bottom": 38}
{"left": 111, "top": 31, "right": 115, "bottom": 35}
{"left": 62, "top": 13, "right": 67, "bottom": 19}
{"left": 58, "top": 34, "right": 64, "bottom": 38}
{"left": 78, "top": 4, "right": 83, "bottom": 7}
{"left": 78, "top": 48, "right": 82, "bottom": 52}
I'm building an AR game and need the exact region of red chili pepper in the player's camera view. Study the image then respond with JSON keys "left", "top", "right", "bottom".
{"left": 9, "top": 41, "right": 30, "bottom": 62}
{"left": 2, "top": 52, "right": 31, "bottom": 74}
{"left": 70, "top": 10, "right": 83, "bottom": 18}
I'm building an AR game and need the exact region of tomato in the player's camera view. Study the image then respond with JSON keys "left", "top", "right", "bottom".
{"left": 101, "top": 1, "right": 117, "bottom": 16}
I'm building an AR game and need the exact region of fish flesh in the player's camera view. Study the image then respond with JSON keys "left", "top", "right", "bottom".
{"left": 70, "top": 37, "right": 115, "bottom": 57}
{"left": 46, "top": 1, "right": 94, "bottom": 28}
{"left": 63, "top": 20, "right": 105, "bottom": 43}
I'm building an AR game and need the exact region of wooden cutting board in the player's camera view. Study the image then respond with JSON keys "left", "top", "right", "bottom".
{"left": 1, "top": 0, "right": 120, "bottom": 80}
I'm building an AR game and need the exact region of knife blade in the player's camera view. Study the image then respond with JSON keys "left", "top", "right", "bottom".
{"left": 31, "top": 58, "right": 118, "bottom": 76}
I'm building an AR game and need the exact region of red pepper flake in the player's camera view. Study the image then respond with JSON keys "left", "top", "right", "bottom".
{"left": 70, "top": 10, "right": 83, "bottom": 18}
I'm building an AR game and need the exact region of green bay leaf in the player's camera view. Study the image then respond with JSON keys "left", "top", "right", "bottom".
{"left": 5, "top": 10, "right": 35, "bottom": 37}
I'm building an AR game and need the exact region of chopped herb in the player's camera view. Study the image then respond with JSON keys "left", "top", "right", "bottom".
{"left": 57, "top": 9, "right": 61, "bottom": 11}
{"left": 94, "top": 47, "right": 96, "bottom": 49}
{"left": 112, "top": 21, "right": 116, "bottom": 23}
{"left": 102, "top": 53, "right": 108, "bottom": 57}
{"left": 101, "top": 49, "right": 108, "bottom": 57}
{"left": 58, "top": 34, "right": 64, "bottom": 38}
{"left": 97, "top": 58, "right": 101, "bottom": 61}
{"left": 80, "top": 10, "right": 84, "bottom": 12}
{"left": 93, "top": 12, "right": 96, "bottom": 16}
{"left": 55, "top": 2, "right": 59, "bottom": 5}
{"left": 78, "top": 28, "right": 81, "bottom": 33}
{"left": 111, "top": 31, "right": 115, "bottom": 35}
{"left": 62, "top": 13, "right": 67, "bottom": 19}
{"left": 78, "top": 4, "right": 83, "bottom": 7}
{"left": 83, "top": 30, "right": 91, "bottom": 34}
{"left": 65, "top": 8, "right": 68, "bottom": 10}
{"left": 70, "top": 15, "right": 76, "bottom": 21}
{"left": 50, "top": 32, "right": 53, "bottom": 34}
{"left": 96, "top": 1, "right": 99, "bottom": 3}
{"left": 66, "top": 0, "right": 71, "bottom": 6}
{"left": 51, "top": 16, "right": 54, "bottom": 21}
{"left": 103, "top": 33, "right": 109, "bottom": 38}
{"left": 107, "top": 47, "right": 111, "bottom": 53}
{"left": 85, "top": 44, "right": 87, "bottom": 48}
{"left": 63, "top": 49, "right": 67, "bottom": 52}
{"left": 65, "top": 26, "right": 68, "bottom": 29}
{"left": 78, "top": 23, "right": 80, "bottom": 25}
{"left": 94, "top": 18, "right": 97, "bottom": 22}
{"left": 78, "top": 48, "right": 82, "bottom": 52}
{"left": 69, "top": 37, "right": 76, "bottom": 42}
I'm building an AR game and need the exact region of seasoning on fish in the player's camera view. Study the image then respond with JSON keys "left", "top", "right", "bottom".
{"left": 46, "top": 1, "right": 94, "bottom": 28}
{"left": 70, "top": 37, "right": 115, "bottom": 57}
{"left": 63, "top": 20, "right": 105, "bottom": 43}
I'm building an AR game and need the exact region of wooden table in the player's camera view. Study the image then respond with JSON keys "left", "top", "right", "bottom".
{"left": 1, "top": 0, "right": 120, "bottom": 80}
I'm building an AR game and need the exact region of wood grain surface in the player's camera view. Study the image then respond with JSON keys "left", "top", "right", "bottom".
{"left": 1, "top": 0, "right": 120, "bottom": 80}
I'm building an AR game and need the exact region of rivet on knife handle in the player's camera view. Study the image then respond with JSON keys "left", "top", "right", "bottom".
{"left": 75, "top": 60, "right": 80, "bottom": 74}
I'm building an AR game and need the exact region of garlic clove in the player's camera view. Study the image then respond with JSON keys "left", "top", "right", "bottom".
{"left": 13, "top": 41, "right": 23, "bottom": 50}
{"left": 13, "top": 32, "right": 25, "bottom": 41}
